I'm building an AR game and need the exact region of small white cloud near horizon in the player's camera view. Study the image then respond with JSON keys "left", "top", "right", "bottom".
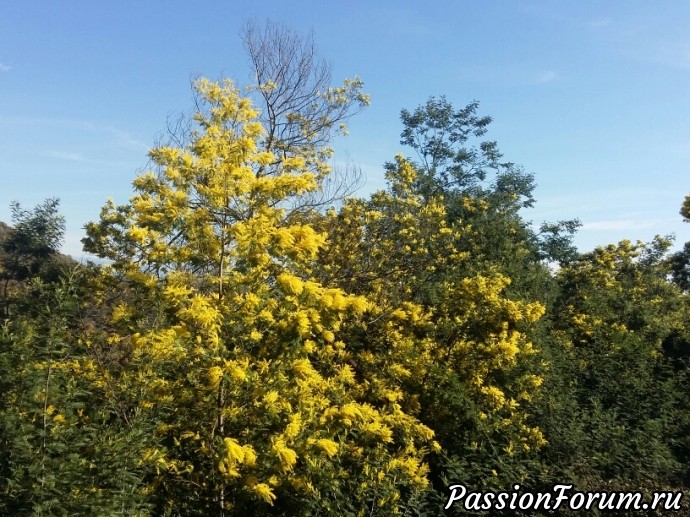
{"left": 0, "top": 63, "right": 11, "bottom": 72}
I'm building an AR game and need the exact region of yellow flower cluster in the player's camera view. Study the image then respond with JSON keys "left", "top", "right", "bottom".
{"left": 219, "top": 438, "right": 257, "bottom": 479}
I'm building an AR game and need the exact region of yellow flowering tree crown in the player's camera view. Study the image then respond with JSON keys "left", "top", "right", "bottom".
{"left": 82, "top": 79, "right": 434, "bottom": 514}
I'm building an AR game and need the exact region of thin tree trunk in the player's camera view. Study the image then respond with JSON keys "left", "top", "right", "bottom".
{"left": 218, "top": 380, "right": 225, "bottom": 516}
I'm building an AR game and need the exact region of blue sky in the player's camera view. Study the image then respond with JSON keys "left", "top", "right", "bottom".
{"left": 2, "top": 1, "right": 689, "bottom": 258}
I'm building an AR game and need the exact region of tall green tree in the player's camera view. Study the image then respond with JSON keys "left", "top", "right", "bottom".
{"left": 395, "top": 96, "right": 579, "bottom": 304}
{"left": 1, "top": 199, "right": 67, "bottom": 318}
{"left": 1, "top": 198, "right": 65, "bottom": 281}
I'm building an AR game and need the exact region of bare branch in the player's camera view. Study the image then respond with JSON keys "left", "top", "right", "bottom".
{"left": 242, "top": 20, "right": 369, "bottom": 180}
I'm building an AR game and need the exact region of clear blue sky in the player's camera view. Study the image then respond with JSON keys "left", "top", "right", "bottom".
{"left": 2, "top": 1, "right": 689, "bottom": 258}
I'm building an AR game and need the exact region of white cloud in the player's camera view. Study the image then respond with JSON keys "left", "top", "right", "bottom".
{"left": 534, "top": 188, "right": 674, "bottom": 216}
{"left": 0, "top": 63, "right": 11, "bottom": 72}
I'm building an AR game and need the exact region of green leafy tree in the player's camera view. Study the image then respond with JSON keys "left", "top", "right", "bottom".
{"left": 1, "top": 199, "right": 67, "bottom": 318}
{"left": 395, "top": 97, "right": 579, "bottom": 321}
{"left": 1, "top": 198, "right": 66, "bottom": 281}
{"left": 399, "top": 97, "right": 528, "bottom": 204}
{"left": 681, "top": 193, "right": 690, "bottom": 223}
{"left": 669, "top": 194, "right": 690, "bottom": 291}
{"left": 669, "top": 242, "right": 690, "bottom": 292}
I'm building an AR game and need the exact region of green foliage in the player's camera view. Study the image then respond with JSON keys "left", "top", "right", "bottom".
{"left": 1, "top": 198, "right": 65, "bottom": 282}
{"left": 681, "top": 193, "right": 690, "bottom": 222}
{"left": 670, "top": 198, "right": 690, "bottom": 292}
{"left": 395, "top": 96, "right": 579, "bottom": 299}
{"left": 535, "top": 238, "right": 690, "bottom": 491}
{"left": 668, "top": 242, "right": 690, "bottom": 292}
{"left": 0, "top": 270, "right": 153, "bottom": 515}
{"left": 399, "top": 97, "right": 530, "bottom": 205}
{"left": 1, "top": 198, "right": 68, "bottom": 319}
